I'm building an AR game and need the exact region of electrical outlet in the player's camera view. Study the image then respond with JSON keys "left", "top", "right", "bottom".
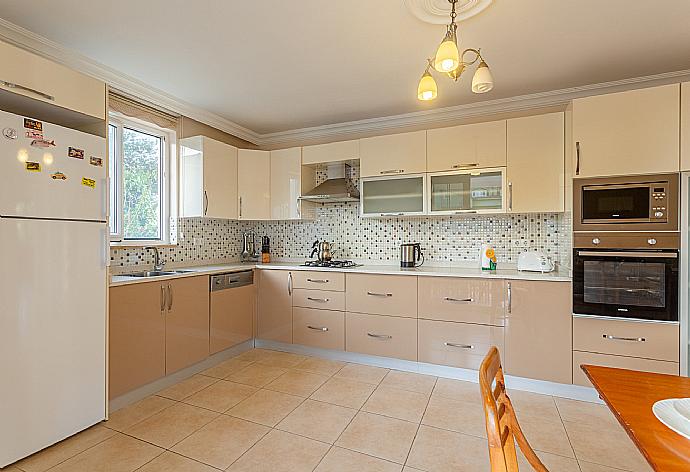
{"left": 513, "top": 239, "right": 530, "bottom": 248}
{"left": 193, "top": 237, "right": 203, "bottom": 245}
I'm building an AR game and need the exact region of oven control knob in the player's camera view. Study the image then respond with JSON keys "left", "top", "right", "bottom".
{"left": 654, "top": 211, "right": 664, "bottom": 218}
{"left": 648, "top": 238, "right": 657, "bottom": 246}
{"left": 592, "top": 238, "right": 601, "bottom": 245}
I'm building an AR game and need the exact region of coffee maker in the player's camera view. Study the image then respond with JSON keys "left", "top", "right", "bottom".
{"left": 400, "top": 243, "right": 424, "bottom": 268}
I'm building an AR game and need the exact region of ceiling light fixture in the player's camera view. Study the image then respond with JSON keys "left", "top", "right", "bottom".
{"left": 417, "top": 0, "right": 494, "bottom": 101}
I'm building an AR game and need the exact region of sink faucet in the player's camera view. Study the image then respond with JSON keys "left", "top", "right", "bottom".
{"left": 146, "top": 247, "right": 165, "bottom": 271}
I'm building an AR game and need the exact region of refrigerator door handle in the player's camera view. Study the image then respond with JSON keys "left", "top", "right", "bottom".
{"left": 102, "top": 226, "right": 110, "bottom": 268}
{"left": 103, "top": 178, "right": 109, "bottom": 222}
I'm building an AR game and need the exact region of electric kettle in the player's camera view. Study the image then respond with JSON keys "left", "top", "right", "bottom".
{"left": 400, "top": 243, "right": 424, "bottom": 268}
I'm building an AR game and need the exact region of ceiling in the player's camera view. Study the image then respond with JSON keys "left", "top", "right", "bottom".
{"left": 1, "top": 1, "right": 690, "bottom": 136}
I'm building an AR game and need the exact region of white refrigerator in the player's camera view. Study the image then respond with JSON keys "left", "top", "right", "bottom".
{"left": 0, "top": 109, "right": 107, "bottom": 467}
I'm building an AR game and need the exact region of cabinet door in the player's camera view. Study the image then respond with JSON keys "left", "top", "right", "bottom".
{"left": 165, "top": 276, "right": 210, "bottom": 374}
{"left": 361, "top": 175, "right": 425, "bottom": 216}
{"left": 507, "top": 113, "right": 565, "bottom": 213}
{"left": 302, "top": 139, "right": 359, "bottom": 165}
{"left": 109, "top": 282, "right": 165, "bottom": 399}
{"left": 504, "top": 281, "right": 572, "bottom": 384}
{"left": 427, "top": 120, "right": 507, "bottom": 172}
{"left": 359, "top": 130, "right": 426, "bottom": 177}
{"left": 210, "top": 283, "right": 255, "bottom": 355}
{"left": 204, "top": 138, "right": 238, "bottom": 219}
{"left": 572, "top": 84, "right": 680, "bottom": 178}
{"left": 238, "top": 149, "right": 271, "bottom": 220}
{"left": 257, "top": 270, "right": 293, "bottom": 343}
{"left": 270, "top": 147, "right": 314, "bottom": 220}
{"left": 682, "top": 82, "right": 690, "bottom": 171}
{"left": 427, "top": 169, "right": 504, "bottom": 214}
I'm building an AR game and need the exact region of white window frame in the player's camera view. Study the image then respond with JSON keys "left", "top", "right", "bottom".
{"left": 109, "top": 112, "right": 176, "bottom": 246}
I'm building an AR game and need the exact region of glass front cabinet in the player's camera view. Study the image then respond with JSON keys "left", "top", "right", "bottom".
{"left": 360, "top": 174, "right": 426, "bottom": 217}
{"left": 426, "top": 168, "right": 506, "bottom": 215}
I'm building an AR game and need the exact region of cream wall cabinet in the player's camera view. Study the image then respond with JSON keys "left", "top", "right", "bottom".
{"left": 270, "top": 147, "right": 316, "bottom": 220}
{"left": 359, "top": 130, "right": 426, "bottom": 177}
{"left": 302, "top": 139, "right": 359, "bottom": 165}
{"left": 360, "top": 175, "right": 426, "bottom": 217}
{"left": 427, "top": 120, "right": 507, "bottom": 172}
{"left": 0, "top": 40, "right": 106, "bottom": 119}
{"left": 180, "top": 136, "right": 238, "bottom": 219}
{"left": 504, "top": 280, "right": 572, "bottom": 384}
{"left": 238, "top": 149, "right": 271, "bottom": 220}
{"left": 210, "top": 280, "right": 254, "bottom": 355}
{"left": 572, "top": 84, "right": 680, "bottom": 178}
{"left": 257, "top": 269, "right": 293, "bottom": 343}
{"left": 426, "top": 168, "right": 505, "bottom": 215}
{"left": 507, "top": 113, "right": 565, "bottom": 213}
{"left": 682, "top": 82, "right": 690, "bottom": 171}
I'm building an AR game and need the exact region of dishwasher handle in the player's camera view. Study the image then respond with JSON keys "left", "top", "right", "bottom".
{"left": 211, "top": 270, "right": 254, "bottom": 291}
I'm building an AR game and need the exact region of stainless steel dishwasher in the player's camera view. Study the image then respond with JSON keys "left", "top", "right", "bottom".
{"left": 210, "top": 270, "right": 255, "bottom": 354}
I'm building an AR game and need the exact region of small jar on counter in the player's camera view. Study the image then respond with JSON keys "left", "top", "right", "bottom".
{"left": 261, "top": 236, "right": 270, "bottom": 263}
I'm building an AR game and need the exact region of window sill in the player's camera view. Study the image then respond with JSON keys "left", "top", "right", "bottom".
{"left": 110, "top": 240, "right": 177, "bottom": 248}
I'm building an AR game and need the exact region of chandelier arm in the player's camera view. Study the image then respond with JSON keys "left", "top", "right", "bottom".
{"left": 459, "top": 48, "right": 483, "bottom": 66}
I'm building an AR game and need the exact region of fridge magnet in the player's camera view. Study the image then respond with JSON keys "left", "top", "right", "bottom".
{"left": 30, "top": 139, "right": 56, "bottom": 148}
{"left": 50, "top": 171, "right": 67, "bottom": 180}
{"left": 68, "top": 147, "right": 85, "bottom": 159}
{"left": 23, "top": 118, "right": 42, "bottom": 131}
{"left": 25, "top": 161, "right": 41, "bottom": 172}
{"left": 3, "top": 127, "right": 17, "bottom": 139}
{"left": 81, "top": 177, "right": 96, "bottom": 188}
{"left": 25, "top": 130, "right": 43, "bottom": 139}
{"left": 89, "top": 156, "right": 103, "bottom": 167}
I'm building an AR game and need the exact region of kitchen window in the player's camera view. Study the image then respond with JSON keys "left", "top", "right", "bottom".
{"left": 109, "top": 115, "right": 174, "bottom": 244}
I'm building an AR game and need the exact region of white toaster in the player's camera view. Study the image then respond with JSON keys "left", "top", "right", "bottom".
{"left": 517, "top": 251, "right": 554, "bottom": 272}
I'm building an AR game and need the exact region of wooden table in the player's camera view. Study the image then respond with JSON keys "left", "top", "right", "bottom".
{"left": 582, "top": 365, "right": 690, "bottom": 471}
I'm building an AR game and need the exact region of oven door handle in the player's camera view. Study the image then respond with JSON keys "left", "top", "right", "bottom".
{"left": 577, "top": 251, "right": 677, "bottom": 258}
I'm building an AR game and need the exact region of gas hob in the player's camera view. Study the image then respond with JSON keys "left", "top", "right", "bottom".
{"left": 301, "top": 260, "right": 362, "bottom": 269}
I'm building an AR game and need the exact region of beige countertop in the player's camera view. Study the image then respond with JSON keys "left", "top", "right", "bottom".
{"left": 110, "top": 261, "right": 571, "bottom": 287}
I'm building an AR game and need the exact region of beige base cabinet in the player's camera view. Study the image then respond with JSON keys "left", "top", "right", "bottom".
{"left": 238, "top": 149, "right": 271, "bottom": 220}
{"left": 345, "top": 273, "right": 418, "bottom": 317}
{"left": 418, "top": 319, "right": 504, "bottom": 370}
{"left": 418, "top": 276, "right": 505, "bottom": 326}
{"left": 572, "top": 84, "right": 680, "bottom": 177}
{"left": 346, "top": 312, "right": 417, "bottom": 361}
{"left": 427, "top": 120, "right": 507, "bottom": 172}
{"left": 682, "top": 82, "right": 690, "bottom": 171}
{"left": 504, "top": 281, "right": 572, "bottom": 384}
{"left": 257, "top": 270, "right": 293, "bottom": 343}
{"left": 359, "top": 130, "right": 426, "bottom": 177}
{"left": 293, "top": 308, "right": 345, "bottom": 350}
{"left": 210, "top": 281, "right": 255, "bottom": 355}
{"left": 572, "top": 351, "right": 679, "bottom": 386}
{"left": 180, "top": 136, "right": 238, "bottom": 219}
{"left": 270, "top": 147, "right": 316, "bottom": 220}
{"left": 507, "top": 112, "right": 565, "bottom": 213}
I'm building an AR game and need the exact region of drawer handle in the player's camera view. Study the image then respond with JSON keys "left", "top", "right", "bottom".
{"left": 603, "top": 334, "right": 646, "bottom": 342}
{"left": 445, "top": 342, "right": 474, "bottom": 349}
{"left": 380, "top": 169, "right": 405, "bottom": 174}
{"left": 367, "top": 332, "right": 392, "bottom": 339}
{"left": 443, "top": 297, "right": 474, "bottom": 303}
{"left": 307, "top": 278, "right": 329, "bottom": 283}
{"left": 451, "top": 163, "right": 479, "bottom": 169}
{"left": 308, "top": 325, "right": 329, "bottom": 332}
{"left": 307, "top": 297, "right": 330, "bottom": 302}
{"left": 0, "top": 80, "right": 55, "bottom": 101}
{"left": 367, "top": 291, "right": 393, "bottom": 297}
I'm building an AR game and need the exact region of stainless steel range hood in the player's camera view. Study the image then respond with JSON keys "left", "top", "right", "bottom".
{"left": 299, "top": 163, "right": 359, "bottom": 203}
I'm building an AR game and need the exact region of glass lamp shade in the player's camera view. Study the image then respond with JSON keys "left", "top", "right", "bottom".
{"left": 471, "top": 61, "right": 494, "bottom": 93}
{"left": 434, "top": 38, "right": 460, "bottom": 73}
{"left": 417, "top": 71, "right": 438, "bottom": 101}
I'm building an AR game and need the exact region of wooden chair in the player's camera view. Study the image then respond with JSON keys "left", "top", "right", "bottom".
{"left": 479, "top": 346, "right": 548, "bottom": 472}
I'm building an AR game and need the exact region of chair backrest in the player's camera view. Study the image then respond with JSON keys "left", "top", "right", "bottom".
{"left": 479, "top": 346, "right": 548, "bottom": 472}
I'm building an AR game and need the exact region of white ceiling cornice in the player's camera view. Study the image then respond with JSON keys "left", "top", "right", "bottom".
{"left": 1, "top": 17, "right": 689, "bottom": 149}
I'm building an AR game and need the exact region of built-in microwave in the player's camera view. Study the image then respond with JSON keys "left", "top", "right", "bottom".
{"left": 573, "top": 173, "right": 679, "bottom": 232}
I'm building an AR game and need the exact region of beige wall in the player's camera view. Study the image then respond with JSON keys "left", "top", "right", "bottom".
{"left": 180, "top": 116, "right": 258, "bottom": 149}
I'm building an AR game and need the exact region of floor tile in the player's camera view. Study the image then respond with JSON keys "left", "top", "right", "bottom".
{"left": 380, "top": 371, "right": 436, "bottom": 395}
{"left": 200, "top": 358, "right": 254, "bottom": 379}
{"left": 555, "top": 397, "right": 619, "bottom": 428}
{"left": 226, "top": 429, "right": 329, "bottom": 472}
{"left": 45, "top": 433, "right": 163, "bottom": 472}
{"left": 335, "top": 363, "right": 389, "bottom": 384}
{"left": 171, "top": 415, "right": 269, "bottom": 469}
{"left": 225, "top": 363, "right": 287, "bottom": 387}
{"left": 336, "top": 411, "right": 418, "bottom": 464}
{"left": 232, "top": 348, "right": 277, "bottom": 363}
{"left": 406, "top": 425, "right": 490, "bottom": 471}
{"left": 254, "top": 350, "right": 308, "bottom": 368}
{"left": 276, "top": 399, "right": 357, "bottom": 444}
{"left": 136, "top": 451, "right": 218, "bottom": 472}
{"left": 105, "top": 396, "right": 176, "bottom": 432}
{"left": 310, "top": 376, "right": 377, "bottom": 409}
{"left": 157, "top": 375, "right": 217, "bottom": 401}
{"left": 293, "top": 356, "right": 346, "bottom": 376}
{"left": 314, "top": 446, "right": 403, "bottom": 472}
{"left": 564, "top": 420, "right": 652, "bottom": 472}
{"left": 264, "top": 369, "right": 329, "bottom": 397}
{"left": 14, "top": 424, "right": 115, "bottom": 472}
{"left": 508, "top": 389, "right": 561, "bottom": 424}
{"left": 517, "top": 448, "right": 581, "bottom": 472}
{"left": 362, "top": 386, "right": 429, "bottom": 423}
{"left": 125, "top": 402, "right": 219, "bottom": 449}
{"left": 227, "top": 388, "right": 304, "bottom": 427}
{"left": 578, "top": 460, "right": 640, "bottom": 472}
{"left": 421, "top": 393, "right": 487, "bottom": 438}
{"left": 517, "top": 415, "right": 575, "bottom": 458}
{"left": 432, "top": 378, "right": 481, "bottom": 403}
{"left": 183, "top": 380, "right": 257, "bottom": 412}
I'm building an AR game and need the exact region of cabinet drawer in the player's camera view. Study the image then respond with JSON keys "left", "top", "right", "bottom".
{"left": 418, "top": 276, "right": 504, "bottom": 325}
{"left": 418, "top": 319, "right": 504, "bottom": 370}
{"left": 573, "top": 351, "right": 679, "bottom": 387}
{"left": 346, "top": 273, "right": 417, "bottom": 318}
{"left": 293, "top": 308, "right": 345, "bottom": 351}
{"left": 292, "top": 271, "right": 345, "bottom": 291}
{"left": 292, "top": 289, "right": 345, "bottom": 311}
{"left": 573, "top": 317, "right": 679, "bottom": 362}
{"left": 346, "top": 312, "right": 417, "bottom": 361}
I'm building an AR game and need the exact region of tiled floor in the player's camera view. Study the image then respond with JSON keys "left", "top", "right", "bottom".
{"left": 5, "top": 348, "right": 653, "bottom": 472}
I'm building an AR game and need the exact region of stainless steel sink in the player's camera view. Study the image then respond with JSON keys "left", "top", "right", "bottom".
{"left": 122, "top": 270, "right": 193, "bottom": 278}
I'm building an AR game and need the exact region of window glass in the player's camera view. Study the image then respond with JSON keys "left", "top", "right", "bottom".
{"left": 108, "top": 124, "right": 117, "bottom": 235}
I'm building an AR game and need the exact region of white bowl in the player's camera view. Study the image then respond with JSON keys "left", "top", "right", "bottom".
{"left": 652, "top": 398, "right": 690, "bottom": 440}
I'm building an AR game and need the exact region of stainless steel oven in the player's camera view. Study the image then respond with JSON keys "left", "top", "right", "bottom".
{"left": 573, "top": 173, "right": 678, "bottom": 232}
{"left": 573, "top": 233, "right": 679, "bottom": 322}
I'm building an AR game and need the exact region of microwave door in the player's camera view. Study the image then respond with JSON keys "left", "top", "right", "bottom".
{"left": 581, "top": 185, "right": 652, "bottom": 223}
